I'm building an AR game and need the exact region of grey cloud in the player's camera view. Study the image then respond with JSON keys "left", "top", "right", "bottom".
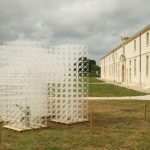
{"left": 0, "top": 0, "right": 150, "bottom": 64}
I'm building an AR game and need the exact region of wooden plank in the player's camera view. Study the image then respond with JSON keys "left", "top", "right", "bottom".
{"left": 3, "top": 125, "right": 30, "bottom": 132}
{"left": 144, "top": 103, "right": 147, "bottom": 121}
{"left": 89, "top": 111, "right": 93, "bottom": 132}
{"left": 3, "top": 124, "right": 47, "bottom": 132}
{"left": 0, "top": 122, "right": 2, "bottom": 150}
{"left": 51, "top": 119, "right": 88, "bottom": 124}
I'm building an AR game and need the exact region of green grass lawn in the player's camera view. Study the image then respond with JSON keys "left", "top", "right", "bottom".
{"left": 1, "top": 100, "right": 150, "bottom": 150}
{"left": 89, "top": 77, "right": 104, "bottom": 83}
{"left": 89, "top": 78, "right": 146, "bottom": 97}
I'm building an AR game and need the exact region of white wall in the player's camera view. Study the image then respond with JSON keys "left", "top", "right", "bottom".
{"left": 101, "top": 27, "right": 150, "bottom": 88}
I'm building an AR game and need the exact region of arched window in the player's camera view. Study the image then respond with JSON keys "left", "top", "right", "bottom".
{"left": 146, "top": 32, "right": 149, "bottom": 46}
{"left": 146, "top": 55, "right": 149, "bottom": 77}
{"left": 134, "top": 40, "right": 136, "bottom": 51}
{"left": 134, "top": 59, "right": 136, "bottom": 76}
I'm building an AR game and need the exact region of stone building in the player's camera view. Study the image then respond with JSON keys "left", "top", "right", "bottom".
{"left": 101, "top": 25, "right": 150, "bottom": 89}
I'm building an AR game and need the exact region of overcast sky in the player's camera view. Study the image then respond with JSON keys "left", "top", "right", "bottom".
{"left": 0, "top": 0, "right": 150, "bottom": 65}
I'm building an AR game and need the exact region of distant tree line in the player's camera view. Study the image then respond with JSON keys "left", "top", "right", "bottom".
{"left": 88, "top": 59, "right": 100, "bottom": 77}
{"left": 74, "top": 57, "right": 100, "bottom": 77}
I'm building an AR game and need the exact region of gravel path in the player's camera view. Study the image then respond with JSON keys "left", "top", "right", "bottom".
{"left": 87, "top": 95, "right": 150, "bottom": 100}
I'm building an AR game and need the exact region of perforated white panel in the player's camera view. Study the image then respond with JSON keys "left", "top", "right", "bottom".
{"left": 0, "top": 41, "right": 88, "bottom": 130}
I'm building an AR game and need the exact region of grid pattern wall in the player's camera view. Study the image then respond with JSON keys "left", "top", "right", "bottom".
{"left": 0, "top": 41, "right": 88, "bottom": 131}
{"left": 48, "top": 45, "right": 88, "bottom": 124}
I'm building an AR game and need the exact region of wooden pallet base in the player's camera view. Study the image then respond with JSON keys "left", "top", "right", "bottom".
{"left": 51, "top": 119, "right": 89, "bottom": 124}
{"left": 3, "top": 124, "right": 47, "bottom": 132}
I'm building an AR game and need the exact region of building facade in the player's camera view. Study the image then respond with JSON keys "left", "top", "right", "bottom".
{"left": 101, "top": 25, "right": 150, "bottom": 88}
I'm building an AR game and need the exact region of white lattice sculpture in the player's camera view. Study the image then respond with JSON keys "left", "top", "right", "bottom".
{"left": 48, "top": 45, "right": 89, "bottom": 124}
{"left": 0, "top": 41, "right": 88, "bottom": 131}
